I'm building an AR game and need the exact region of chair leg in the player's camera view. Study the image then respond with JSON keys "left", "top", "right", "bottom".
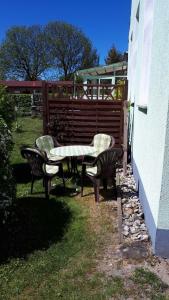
{"left": 81, "top": 179, "right": 84, "bottom": 197}
{"left": 112, "top": 176, "right": 117, "bottom": 197}
{"left": 70, "top": 157, "right": 74, "bottom": 174}
{"left": 103, "top": 178, "right": 107, "bottom": 190}
{"left": 70, "top": 157, "right": 75, "bottom": 174}
{"left": 60, "top": 164, "right": 65, "bottom": 189}
{"left": 81, "top": 164, "right": 86, "bottom": 197}
{"left": 44, "top": 178, "right": 49, "bottom": 200}
{"left": 48, "top": 178, "right": 51, "bottom": 192}
{"left": 112, "top": 175, "right": 116, "bottom": 190}
{"left": 31, "top": 176, "right": 35, "bottom": 194}
{"left": 94, "top": 179, "right": 100, "bottom": 202}
{"left": 67, "top": 158, "right": 70, "bottom": 174}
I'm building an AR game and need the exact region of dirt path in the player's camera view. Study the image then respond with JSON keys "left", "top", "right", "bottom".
{"left": 76, "top": 186, "right": 169, "bottom": 299}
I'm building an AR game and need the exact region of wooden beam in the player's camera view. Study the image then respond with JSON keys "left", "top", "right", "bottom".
{"left": 42, "top": 81, "right": 48, "bottom": 135}
{"left": 123, "top": 100, "right": 128, "bottom": 175}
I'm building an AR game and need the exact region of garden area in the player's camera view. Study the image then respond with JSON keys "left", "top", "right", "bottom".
{"left": 0, "top": 115, "right": 126, "bottom": 299}
{"left": 0, "top": 83, "right": 169, "bottom": 299}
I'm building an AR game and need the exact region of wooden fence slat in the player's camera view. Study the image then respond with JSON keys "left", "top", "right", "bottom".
{"left": 51, "top": 126, "right": 120, "bottom": 133}
{"left": 49, "top": 115, "right": 121, "bottom": 121}
{"left": 44, "top": 82, "right": 127, "bottom": 148}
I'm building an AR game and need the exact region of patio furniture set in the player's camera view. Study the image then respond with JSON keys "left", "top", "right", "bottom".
{"left": 21, "top": 134, "right": 122, "bottom": 201}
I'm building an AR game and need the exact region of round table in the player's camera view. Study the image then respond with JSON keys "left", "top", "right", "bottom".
{"left": 50, "top": 145, "right": 96, "bottom": 195}
{"left": 50, "top": 145, "right": 96, "bottom": 157}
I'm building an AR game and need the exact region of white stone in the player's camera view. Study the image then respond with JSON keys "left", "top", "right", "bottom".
{"left": 140, "top": 224, "right": 147, "bottom": 230}
{"left": 134, "top": 220, "right": 141, "bottom": 226}
{"left": 123, "top": 231, "right": 129, "bottom": 237}
{"left": 131, "top": 235, "right": 139, "bottom": 240}
{"left": 123, "top": 225, "right": 129, "bottom": 232}
{"left": 140, "top": 234, "right": 149, "bottom": 241}
{"left": 125, "top": 203, "right": 132, "bottom": 208}
{"left": 122, "top": 198, "right": 127, "bottom": 204}
{"left": 130, "top": 227, "right": 140, "bottom": 234}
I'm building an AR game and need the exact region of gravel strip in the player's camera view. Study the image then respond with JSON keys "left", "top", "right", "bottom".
{"left": 119, "top": 165, "right": 149, "bottom": 242}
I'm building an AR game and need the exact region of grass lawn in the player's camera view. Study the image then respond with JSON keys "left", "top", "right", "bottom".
{"left": 0, "top": 116, "right": 168, "bottom": 299}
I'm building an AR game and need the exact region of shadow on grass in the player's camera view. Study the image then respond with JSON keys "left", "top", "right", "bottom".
{"left": 82, "top": 187, "right": 117, "bottom": 202}
{"left": 12, "top": 163, "right": 32, "bottom": 183}
{"left": 0, "top": 197, "right": 72, "bottom": 263}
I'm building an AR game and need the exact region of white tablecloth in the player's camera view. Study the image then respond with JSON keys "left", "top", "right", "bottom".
{"left": 50, "top": 145, "right": 96, "bottom": 157}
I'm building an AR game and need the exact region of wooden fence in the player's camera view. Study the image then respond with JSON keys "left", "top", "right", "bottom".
{"left": 43, "top": 81, "right": 128, "bottom": 172}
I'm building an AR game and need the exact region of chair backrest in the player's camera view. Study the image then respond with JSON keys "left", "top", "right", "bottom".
{"left": 21, "top": 147, "right": 45, "bottom": 177}
{"left": 35, "top": 135, "right": 54, "bottom": 155}
{"left": 96, "top": 148, "right": 123, "bottom": 178}
{"left": 93, "top": 134, "right": 115, "bottom": 154}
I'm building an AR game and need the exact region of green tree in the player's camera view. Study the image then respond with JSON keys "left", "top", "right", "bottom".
{"left": 105, "top": 45, "right": 124, "bottom": 65}
{"left": 0, "top": 66, "right": 6, "bottom": 80}
{"left": 0, "top": 25, "right": 53, "bottom": 80}
{"left": 45, "top": 21, "right": 99, "bottom": 80}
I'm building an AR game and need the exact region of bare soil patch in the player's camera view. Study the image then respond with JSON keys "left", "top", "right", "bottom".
{"left": 77, "top": 177, "right": 169, "bottom": 299}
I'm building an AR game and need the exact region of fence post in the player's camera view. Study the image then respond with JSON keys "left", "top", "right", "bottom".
{"left": 124, "top": 79, "right": 128, "bottom": 100}
{"left": 42, "top": 81, "right": 48, "bottom": 134}
{"left": 123, "top": 100, "right": 128, "bottom": 175}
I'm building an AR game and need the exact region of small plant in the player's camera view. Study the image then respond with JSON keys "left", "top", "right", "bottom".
{"left": 14, "top": 120, "right": 23, "bottom": 132}
{"left": 51, "top": 108, "right": 70, "bottom": 143}
{"left": 14, "top": 106, "right": 23, "bottom": 132}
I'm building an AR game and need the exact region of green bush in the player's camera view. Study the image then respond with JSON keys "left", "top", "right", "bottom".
{"left": 0, "top": 85, "right": 16, "bottom": 223}
{"left": 0, "top": 85, "right": 16, "bottom": 129}
{"left": 0, "top": 118, "right": 16, "bottom": 223}
{"left": 10, "top": 94, "right": 32, "bottom": 115}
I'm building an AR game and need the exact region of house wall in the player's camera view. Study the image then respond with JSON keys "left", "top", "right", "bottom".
{"left": 128, "top": 0, "right": 169, "bottom": 256}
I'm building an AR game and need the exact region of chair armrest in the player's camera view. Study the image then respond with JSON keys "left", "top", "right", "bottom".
{"left": 82, "top": 156, "right": 97, "bottom": 167}
{"left": 47, "top": 160, "right": 62, "bottom": 166}
{"left": 40, "top": 150, "right": 62, "bottom": 166}
{"left": 81, "top": 158, "right": 97, "bottom": 177}
{"left": 109, "top": 136, "right": 116, "bottom": 148}
{"left": 43, "top": 159, "right": 62, "bottom": 175}
{"left": 108, "top": 144, "right": 114, "bottom": 150}
{"left": 40, "top": 150, "right": 49, "bottom": 163}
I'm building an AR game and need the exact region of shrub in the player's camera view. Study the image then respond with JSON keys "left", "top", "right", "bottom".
{"left": 0, "top": 85, "right": 16, "bottom": 130}
{"left": 10, "top": 94, "right": 32, "bottom": 116}
{"left": 0, "top": 118, "right": 16, "bottom": 224}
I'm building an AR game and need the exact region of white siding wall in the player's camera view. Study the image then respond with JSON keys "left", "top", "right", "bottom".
{"left": 128, "top": 0, "right": 169, "bottom": 235}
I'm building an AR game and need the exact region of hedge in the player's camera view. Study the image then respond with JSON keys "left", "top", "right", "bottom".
{"left": 0, "top": 118, "right": 16, "bottom": 223}
{"left": 10, "top": 94, "right": 32, "bottom": 116}
{"left": 0, "top": 85, "right": 16, "bottom": 129}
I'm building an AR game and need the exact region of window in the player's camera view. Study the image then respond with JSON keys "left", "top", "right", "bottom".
{"left": 100, "top": 79, "right": 112, "bottom": 85}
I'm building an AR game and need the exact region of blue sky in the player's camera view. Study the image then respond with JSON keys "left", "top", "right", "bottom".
{"left": 0, "top": 0, "right": 131, "bottom": 64}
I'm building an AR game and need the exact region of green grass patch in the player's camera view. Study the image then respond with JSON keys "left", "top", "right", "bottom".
{"left": 131, "top": 268, "right": 168, "bottom": 299}
{"left": 11, "top": 116, "right": 43, "bottom": 165}
{"left": 0, "top": 116, "right": 125, "bottom": 299}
